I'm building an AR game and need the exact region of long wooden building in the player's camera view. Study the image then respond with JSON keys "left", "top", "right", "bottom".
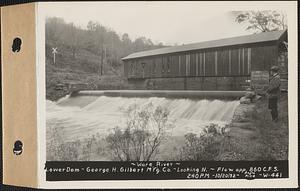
{"left": 122, "top": 30, "right": 287, "bottom": 90}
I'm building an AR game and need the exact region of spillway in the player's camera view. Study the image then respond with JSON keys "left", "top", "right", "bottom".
{"left": 46, "top": 95, "right": 240, "bottom": 141}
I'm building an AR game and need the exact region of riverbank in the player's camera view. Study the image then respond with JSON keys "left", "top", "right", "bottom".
{"left": 46, "top": 91, "right": 288, "bottom": 161}
{"left": 219, "top": 93, "right": 288, "bottom": 160}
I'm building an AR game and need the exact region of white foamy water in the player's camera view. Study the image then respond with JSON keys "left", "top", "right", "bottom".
{"left": 46, "top": 96, "right": 239, "bottom": 141}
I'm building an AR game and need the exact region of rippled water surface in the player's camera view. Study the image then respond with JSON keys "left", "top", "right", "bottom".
{"left": 47, "top": 96, "right": 239, "bottom": 141}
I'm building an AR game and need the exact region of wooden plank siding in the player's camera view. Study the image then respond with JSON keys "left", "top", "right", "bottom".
{"left": 198, "top": 52, "right": 205, "bottom": 76}
{"left": 162, "top": 56, "right": 167, "bottom": 77}
{"left": 243, "top": 48, "right": 249, "bottom": 75}
{"left": 251, "top": 45, "right": 277, "bottom": 71}
{"left": 205, "top": 51, "right": 215, "bottom": 76}
{"left": 144, "top": 59, "right": 151, "bottom": 78}
{"left": 230, "top": 48, "right": 239, "bottom": 76}
{"left": 247, "top": 48, "right": 251, "bottom": 75}
{"left": 185, "top": 54, "right": 190, "bottom": 76}
{"left": 217, "top": 49, "right": 229, "bottom": 76}
{"left": 124, "top": 61, "right": 129, "bottom": 78}
{"left": 128, "top": 60, "right": 133, "bottom": 78}
{"left": 123, "top": 44, "right": 281, "bottom": 79}
{"left": 156, "top": 57, "right": 162, "bottom": 77}
{"left": 137, "top": 59, "right": 143, "bottom": 78}
{"left": 167, "top": 56, "right": 173, "bottom": 77}
{"left": 150, "top": 59, "right": 156, "bottom": 78}
{"left": 190, "top": 53, "right": 196, "bottom": 76}
{"left": 172, "top": 55, "right": 179, "bottom": 77}
{"left": 180, "top": 54, "right": 186, "bottom": 77}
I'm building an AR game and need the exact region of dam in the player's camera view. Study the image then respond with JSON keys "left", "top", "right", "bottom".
{"left": 46, "top": 90, "right": 243, "bottom": 141}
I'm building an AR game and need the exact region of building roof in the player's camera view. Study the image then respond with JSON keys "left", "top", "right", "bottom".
{"left": 122, "top": 30, "right": 287, "bottom": 60}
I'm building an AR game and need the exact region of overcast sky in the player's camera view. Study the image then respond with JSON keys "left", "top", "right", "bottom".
{"left": 41, "top": 2, "right": 290, "bottom": 46}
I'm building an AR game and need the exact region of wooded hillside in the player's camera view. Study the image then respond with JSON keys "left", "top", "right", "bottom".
{"left": 46, "top": 17, "right": 165, "bottom": 100}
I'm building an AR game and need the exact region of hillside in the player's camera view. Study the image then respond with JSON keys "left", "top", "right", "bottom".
{"left": 46, "top": 17, "right": 165, "bottom": 100}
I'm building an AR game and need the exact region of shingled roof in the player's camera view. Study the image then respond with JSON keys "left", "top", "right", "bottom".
{"left": 122, "top": 30, "right": 287, "bottom": 60}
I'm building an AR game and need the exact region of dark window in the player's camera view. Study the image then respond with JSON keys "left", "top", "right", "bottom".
{"left": 142, "top": 62, "right": 146, "bottom": 69}
{"left": 141, "top": 62, "right": 146, "bottom": 78}
{"left": 129, "top": 63, "right": 132, "bottom": 75}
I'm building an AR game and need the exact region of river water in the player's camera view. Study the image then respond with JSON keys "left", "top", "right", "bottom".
{"left": 46, "top": 95, "right": 239, "bottom": 141}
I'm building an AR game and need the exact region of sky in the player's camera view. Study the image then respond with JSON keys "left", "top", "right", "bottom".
{"left": 40, "top": 1, "right": 290, "bottom": 46}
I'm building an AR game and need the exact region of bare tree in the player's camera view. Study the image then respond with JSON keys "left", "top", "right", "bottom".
{"left": 106, "top": 103, "right": 173, "bottom": 161}
{"left": 235, "top": 11, "right": 287, "bottom": 33}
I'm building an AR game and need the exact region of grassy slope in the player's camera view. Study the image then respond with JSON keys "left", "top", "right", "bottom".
{"left": 46, "top": 45, "right": 130, "bottom": 101}
{"left": 220, "top": 93, "right": 289, "bottom": 161}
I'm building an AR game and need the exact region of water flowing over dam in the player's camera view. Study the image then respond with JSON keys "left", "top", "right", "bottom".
{"left": 47, "top": 94, "right": 240, "bottom": 141}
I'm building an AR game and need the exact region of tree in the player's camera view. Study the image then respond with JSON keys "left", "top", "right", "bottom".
{"left": 235, "top": 11, "right": 287, "bottom": 33}
{"left": 45, "top": 17, "right": 66, "bottom": 45}
{"left": 66, "top": 23, "right": 81, "bottom": 58}
{"left": 87, "top": 21, "right": 98, "bottom": 32}
{"left": 106, "top": 103, "right": 173, "bottom": 161}
{"left": 46, "top": 17, "right": 166, "bottom": 76}
{"left": 121, "top": 33, "right": 133, "bottom": 56}
{"left": 122, "top": 33, "right": 131, "bottom": 43}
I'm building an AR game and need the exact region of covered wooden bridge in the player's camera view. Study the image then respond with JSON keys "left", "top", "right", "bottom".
{"left": 122, "top": 30, "right": 287, "bottom": 91}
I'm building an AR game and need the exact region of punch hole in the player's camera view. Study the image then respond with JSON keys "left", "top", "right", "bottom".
{"left": 13, "top": 140, "right": 23, "bottom": 155}
{"left": 12, "top": 37, "right": 22, "bottom": 53}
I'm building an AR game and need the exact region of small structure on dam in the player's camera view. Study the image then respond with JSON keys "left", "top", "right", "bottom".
{"left": 122, "top": 30, "right": 288, "bottom": 91}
